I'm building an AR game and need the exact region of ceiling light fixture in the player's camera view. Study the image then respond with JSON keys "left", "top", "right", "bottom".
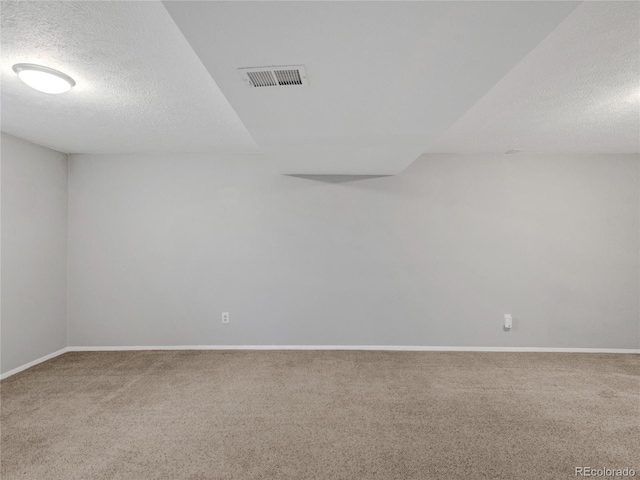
{"left": 12, "top": 63, "right": 76, "bottom": 94}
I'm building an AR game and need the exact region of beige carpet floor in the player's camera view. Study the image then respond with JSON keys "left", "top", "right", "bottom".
{"left": 1, "top": 351, "right": 638, "bottom": 479}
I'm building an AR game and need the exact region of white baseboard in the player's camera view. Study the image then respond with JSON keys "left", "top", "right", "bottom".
{"left": 67, "top": 345, "right": 640, "bottom": 354}
{"left": 2, "top": 346, "right": 636, "bottom": 380}
{"left": 0, "top": 347, "right": 69, "bottom": 380}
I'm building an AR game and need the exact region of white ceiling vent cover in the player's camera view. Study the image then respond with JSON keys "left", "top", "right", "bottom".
{"left": 239, "top": 65, "right": 308, "bottom": 88}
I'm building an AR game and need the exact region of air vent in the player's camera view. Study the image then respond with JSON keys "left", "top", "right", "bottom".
{"left": 246, "top": 71, "right": 278, "bottom": 88}
{"left": 239, "top": 65, "right": 308, "bottom": 88}
{"left": 274, "top": 69, "right": 302, "bottom": 85}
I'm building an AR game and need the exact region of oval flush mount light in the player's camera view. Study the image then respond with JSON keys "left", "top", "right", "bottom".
{"left": 12, "top": 63, "right": 76, "bottom": 94}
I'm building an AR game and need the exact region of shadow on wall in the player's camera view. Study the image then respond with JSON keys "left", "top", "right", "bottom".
{"left": 286, "top": 175, "right": 393, "bottom": 184}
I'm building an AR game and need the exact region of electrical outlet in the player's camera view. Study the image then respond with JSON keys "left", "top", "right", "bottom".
{"left": 222, "top": 312, "right": 229, "bottom": 324}
{"left": 504, "top": 314, "right": 513, "bottom": 329}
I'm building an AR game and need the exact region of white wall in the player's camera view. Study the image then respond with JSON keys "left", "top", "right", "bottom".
{"left": 1, "top": 133, "right": 68, "bottom": 374}
{"left": 67, "top": 153, "right": 640, "bottom": 349}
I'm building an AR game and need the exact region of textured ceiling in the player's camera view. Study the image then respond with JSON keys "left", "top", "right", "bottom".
{"left": 0, "top": 1, "right": 258, "bottom": 154}
{"left": 1, "top": 1, "right": 637, "bottom": 174}
{"left": 164, "top": 1, "right": 579, "bottom": 174}
{"left": 431, "top": 1, "right": 640, "bottom": 154}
